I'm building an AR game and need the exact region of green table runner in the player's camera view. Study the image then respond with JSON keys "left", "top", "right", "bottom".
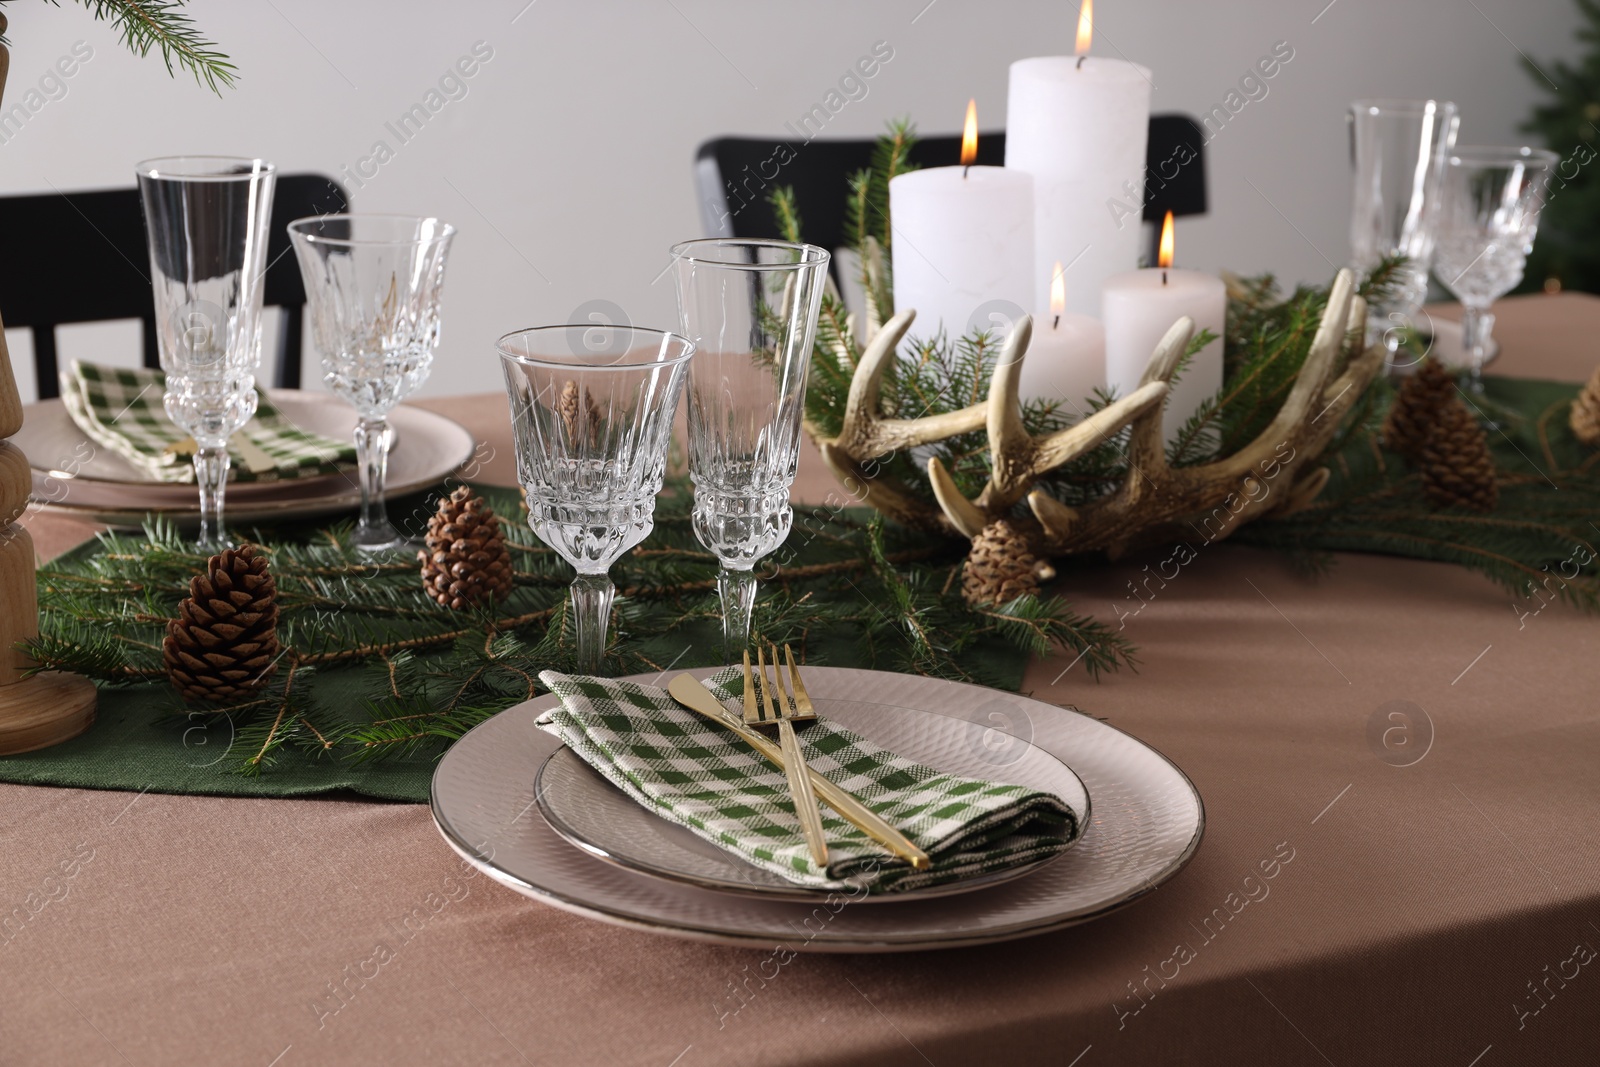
{"left": 0, "top": 484, "right": 1028, "bottom": 802}
{"left": 2, "top": 375, "right": 1591, "bottom": 804}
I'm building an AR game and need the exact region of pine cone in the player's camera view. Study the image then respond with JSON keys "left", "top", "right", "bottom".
{"left": 163, "top": 544, "right": 281, "bottom": 704}
{"left": 1383, "top": 357, "right": 1456, "bottom": 460}
{"left": 420, "top": 486, "right": 515, "bottom": 609}
{"left": 1420, "top": 401, "right": 1498, "bottom": 511}
{"left": 962, "top": 520, "right": 1055, "bottom": 607}
{"left": 1570, "top": 364, "right": 1600, "bottom": 447}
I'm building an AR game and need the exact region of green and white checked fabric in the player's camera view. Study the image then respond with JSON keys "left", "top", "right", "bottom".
{"left": 60, "top": 361, "right": 355, "bottom": 483}
{"left": 536, "top": 669, "right": 1082, "bottom": 893}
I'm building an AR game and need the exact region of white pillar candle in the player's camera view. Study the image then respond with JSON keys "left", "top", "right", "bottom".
{"left": 1019, "top": 260, "right": 1106, "bottom": 415}
{"left": 1102, "top": 215, "right": 1225, "bottom": 444}
{"left": 1006, "top": 3, "right": 1152, "bottom": 318}
{"left": 889, "top": 100, "right": 1034, "bottom": 348}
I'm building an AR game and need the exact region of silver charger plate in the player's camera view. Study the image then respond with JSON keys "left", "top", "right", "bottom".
{"left": 532, "top": 695, "right": 1091, "bottom": 903}
{"left": 15, "top": 390, "right": 475, "bottom": 527}
{"left": 431, "top": 667, "right": 1205, "bottom": 952}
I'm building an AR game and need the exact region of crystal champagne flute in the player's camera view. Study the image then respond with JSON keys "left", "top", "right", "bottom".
{"left": 670, "top": 238, "right": 830, "bottom": 658}
{"left": 137, "top": 155, "right": 277, "bottom": 549}
{"left": 1347, "top": 99, "right": 1458, "bottom": 363}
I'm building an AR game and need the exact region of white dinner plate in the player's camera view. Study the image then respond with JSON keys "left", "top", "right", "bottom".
{"left": 431, "top": 667, "right": 1205, "bottom": 952}
{"left": 532, "top": 705, "right": 1090, "bottom": 903}
{"left": 15, "top": 390, "right": 475, "bottom": 527}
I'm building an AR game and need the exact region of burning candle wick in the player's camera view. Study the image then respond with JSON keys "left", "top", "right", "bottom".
{"left": 959, "top": 98, "right": 978, "bottom": 179}
{"left": 1053, "top": 314, "right": 1060, "bottom": 329}
{"left": 1076, "top": 55, "right": 1086, "bottom": 70}
{"left": 1162, "top": 270, "right": 1168, "bottom": 285}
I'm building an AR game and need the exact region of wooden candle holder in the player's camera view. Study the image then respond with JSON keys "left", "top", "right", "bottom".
{"left": 0, "top": 20, "right": 97, "bottom": 754}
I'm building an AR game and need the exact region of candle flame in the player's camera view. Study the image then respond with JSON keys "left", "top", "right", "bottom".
{"left": 960, "top": 99, "right": 978, "bottom": 166}
{"left": 1075, "top": 0, "right": 1093, "bottom": 56}
{"left": 1050, "top": 261, "right": 1066, "bottom": 317}
{"left": 1158, "top": 210, "right": 1175, "bottom": 270}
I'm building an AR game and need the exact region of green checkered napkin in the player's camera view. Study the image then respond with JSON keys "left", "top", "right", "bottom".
{"left": 536, "top": 669, "right": 1082, "bottom": 894}
{"left": 60, "top": 361, "right": 355, "bottom": 483}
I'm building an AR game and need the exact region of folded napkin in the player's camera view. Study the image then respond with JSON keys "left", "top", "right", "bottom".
{"left": 536, "top": 669, "right": 1082, "bottom": 894}
{"left": 60, "top": 360, "right": 355, "bottom": 483}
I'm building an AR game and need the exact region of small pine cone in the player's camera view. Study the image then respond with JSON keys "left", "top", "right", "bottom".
{"left": 961, "top": 520, "right": 1055, "bottom": 607}
{"left": 1420, "top": 400, "right": 1498, "bottom": 512}
{"left": 420, "top": 486, "right": 515, "bottom": 610}
{"left": 1570, "top": 365, "right": 1600, "bottom": 447}
{"left": 1384, "top": 357, "right": 1456, "bottom": 460}
{"left": 163, "top": 544, "right": 281, "bottom": 704}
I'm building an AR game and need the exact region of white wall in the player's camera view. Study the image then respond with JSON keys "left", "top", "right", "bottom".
{"left": 0, "top": 0, "right": 1583, "bottom": 401}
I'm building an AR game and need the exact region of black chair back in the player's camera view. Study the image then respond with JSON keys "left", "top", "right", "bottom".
{"left": 695, "top": 115, "right": 1207, "bottom": 268}
{"left": 0, "top": 173, "right": 349, "bottom": 398}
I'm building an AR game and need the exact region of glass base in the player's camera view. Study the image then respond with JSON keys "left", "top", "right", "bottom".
{"left": 352, "top": 522, "right": 420, "bottom": 554}
{"left": 195, "top": 530, "right": 235, "bottom": 554}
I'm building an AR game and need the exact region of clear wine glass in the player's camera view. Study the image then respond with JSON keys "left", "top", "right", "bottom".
{"left": 498, "top": 325, "right": 693, "bottom": 673}
{"left": 670, "top": 238, "right": 830, "bottom": 659}
{"left": 1347, "top": 99, "right": 1459, "bottom": 364}
{"left": 1433, "top": 146, "right": 1559, "bottom": 397}
{"left": 137, "top": 155, "right": 277, "bottom": 550}
{"left": 288, "top": 215, "right": 455, "bottom": 552}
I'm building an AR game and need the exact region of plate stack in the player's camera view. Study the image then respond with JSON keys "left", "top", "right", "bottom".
{"left": 16, "top": 391, "right": 474, "bottom": 528}
{"left": 431, "top": 666, "right": 1206, "bottom": 952}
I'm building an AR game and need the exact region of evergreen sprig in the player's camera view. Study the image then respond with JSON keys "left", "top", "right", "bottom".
{"left": 3, "top": 1, "right": 237, "bottom": 91}
{"left": 1517, "top": 0, "right": 1599, "bottom": 292}
{"left": 29, "top": 481, "right": 1137, "bottom": 777}
{"left": 1238, "top": 375, "right": 1600, "bottom": 607}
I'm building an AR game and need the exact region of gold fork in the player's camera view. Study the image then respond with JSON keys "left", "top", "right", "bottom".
{"left": 744, "top": 644, "right": 828, "bottom": 868}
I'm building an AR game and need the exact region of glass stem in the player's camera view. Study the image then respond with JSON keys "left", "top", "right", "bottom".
{"left": 193, "top": 445, "right": 231, "bottom": 551}
{"left": 1459, "top": 304, "right": 1495, "bottom": 395}
{"left": 570, "top": 573, "right": 616, "bottom": 674}
{"left": 353, "top": 416, "right": 394, "bottom": 539}
{"left": 718, "top": 566, "right": 758, "bottom": 662}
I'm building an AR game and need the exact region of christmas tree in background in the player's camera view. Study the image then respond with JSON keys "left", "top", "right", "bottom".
{"left": 1520, "top": 0, "right": 1600, "bottom": 293}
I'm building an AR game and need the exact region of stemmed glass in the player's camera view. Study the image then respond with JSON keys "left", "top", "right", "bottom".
{"left": 1433, "top": 146, "right": 1559, "bottom": 397}
{"left": 137, "top": 156, "right": 277, "bottom": 550}
{"left": 670, "top": 238, "right": 830, "bottom": 658}
{"left": 288, "top": 215, "right": 455, "bottom": 552}
{"left": 499, "top": 325, "right": 694, "bottom": 673}
{"left": 1347, "top": 99, "right": 1459, "bottom": 362}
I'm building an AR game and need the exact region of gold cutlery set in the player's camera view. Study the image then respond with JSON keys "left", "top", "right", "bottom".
{"left": 666, "top": 645, "right": 930, "bottom": 871}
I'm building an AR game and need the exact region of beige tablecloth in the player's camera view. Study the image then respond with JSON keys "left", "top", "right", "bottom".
{"left": 3, "top": 294, "right": 1597, "bottom": 1065}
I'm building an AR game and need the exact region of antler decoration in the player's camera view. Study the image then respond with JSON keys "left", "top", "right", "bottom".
{"left": 808, "top": 267, "right": 1382, "bottom": 560}
{"left": 813, "top": 308, "right": 986, "bottom": 531}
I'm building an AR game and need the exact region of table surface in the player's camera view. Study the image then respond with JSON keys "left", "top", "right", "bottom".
{"left": 4, "top": 292, "right": 1597, "bottom": 1066}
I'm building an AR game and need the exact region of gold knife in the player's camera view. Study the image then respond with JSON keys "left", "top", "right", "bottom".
{"left": 667, "top": 674, "right": 931, "bottom": 870}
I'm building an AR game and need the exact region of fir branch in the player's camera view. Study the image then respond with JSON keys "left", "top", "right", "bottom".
{"left": 843, "top": 169, "right": 873, "bottom": 262}
{"left": 37, "top": 0, "right": 239, "bottom": 92}
{"left": 33, "top": 481, "right": 1144, "bottom": 775}
{"left": 768, "top": 185, "right": 802, "bottom": 244}
{"left": 975, "top": 595, "right": 1137, "bottom": 680}
{"left": 869, "top": 118, "right": 920, "bottom": 253}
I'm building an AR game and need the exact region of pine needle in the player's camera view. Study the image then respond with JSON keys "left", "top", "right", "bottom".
{"left": 38, "top": 1, "right": 240, "bottom": 92}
